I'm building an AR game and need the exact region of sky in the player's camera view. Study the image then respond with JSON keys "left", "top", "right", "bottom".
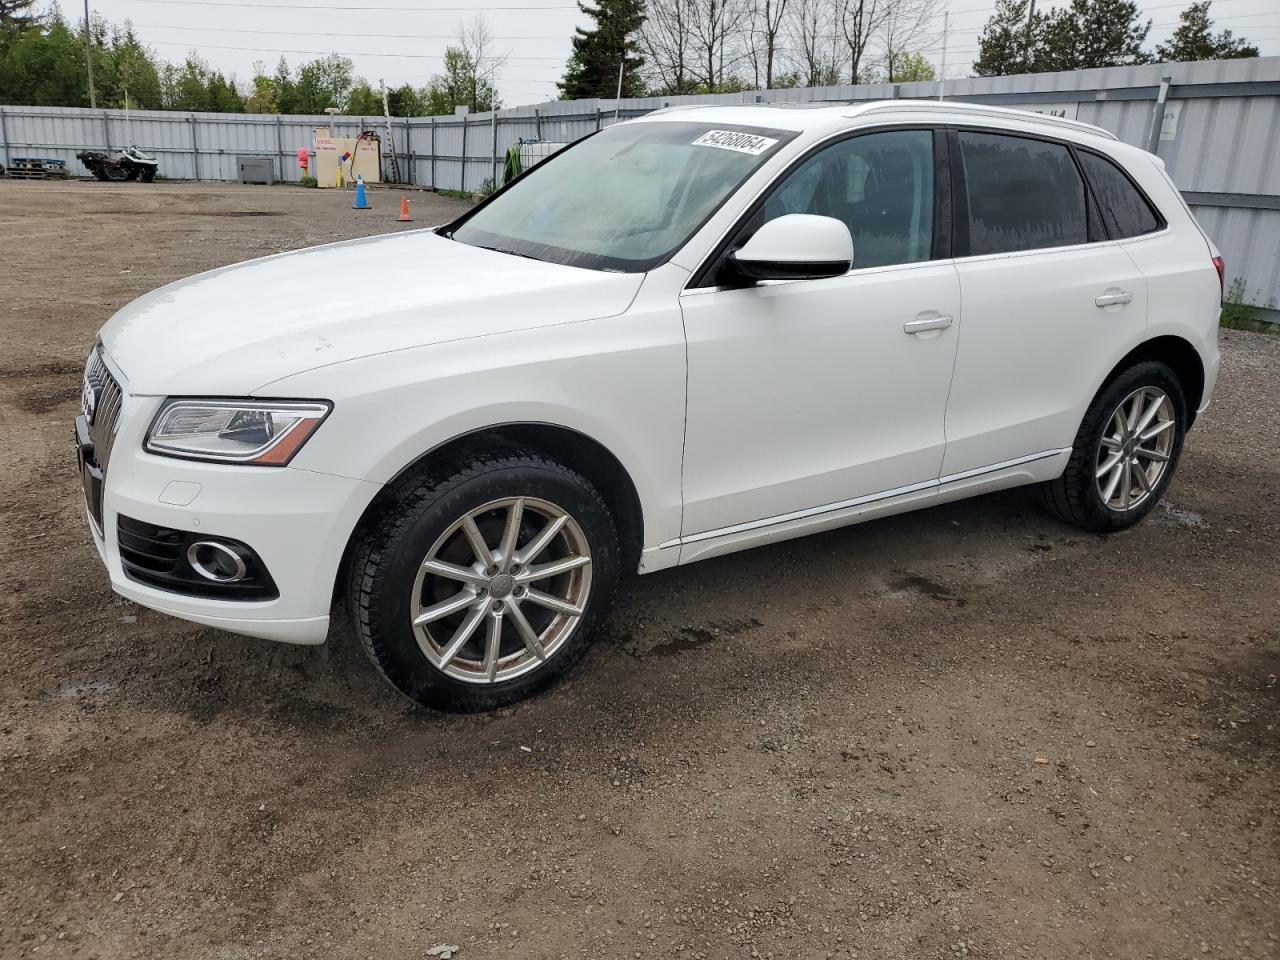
{"left": 45, "top": 0, "right": 1280, "bottom": 108}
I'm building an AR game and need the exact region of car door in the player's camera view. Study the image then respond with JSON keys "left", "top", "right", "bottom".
{"left": 940, "top": 128, "right": 1149, "bottom": 479}
{"left": 679, "top": 127, "right": 962, "bottom": 542}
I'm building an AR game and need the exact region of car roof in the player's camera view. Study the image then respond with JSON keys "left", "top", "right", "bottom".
{"left": 633, "top": 99, "right": 1118, "bottom": 144}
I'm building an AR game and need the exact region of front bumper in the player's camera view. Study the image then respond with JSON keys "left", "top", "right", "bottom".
{"left": 82, "top": 390, "right": 381, "bottom": 645}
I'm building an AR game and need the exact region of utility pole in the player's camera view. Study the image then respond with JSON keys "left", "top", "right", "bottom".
{"left": 614, "top": 57, "right": 625, "bottom": 123}
{"left": 1022, "top": 0, "right": 1037, "bottom": 70}
{"left": 939, "top": 9, "right": 949, "bottom": 100}
{"left": 83, "top": 0, "right": 97, "bottom": 109}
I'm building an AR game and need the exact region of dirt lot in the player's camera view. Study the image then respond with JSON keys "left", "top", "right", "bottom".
{"left": 0, "top": 180, "right": 1276, "bottom": 960}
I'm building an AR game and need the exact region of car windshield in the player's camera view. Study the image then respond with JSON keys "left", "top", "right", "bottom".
{"left": 448, "top": 121, "right": 796, "bottom": 272}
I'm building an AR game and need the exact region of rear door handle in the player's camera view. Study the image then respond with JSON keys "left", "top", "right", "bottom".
{"left": 904, "top": 314, "right": 953, "bottom": 335}
{"left": 1095, "top": 290, "right": 1134, "bottom": 307}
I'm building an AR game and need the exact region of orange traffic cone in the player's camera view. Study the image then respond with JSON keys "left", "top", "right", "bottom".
{"left": 398, "top": 196, "right": 413, "bottom": 222}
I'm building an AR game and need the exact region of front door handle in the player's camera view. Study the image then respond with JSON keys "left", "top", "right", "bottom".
{"left": 1095, "top": 290, "right": 1134, "bottom": 308}
{"left": 904, "top": 314, "right": 954, "bottom": 335}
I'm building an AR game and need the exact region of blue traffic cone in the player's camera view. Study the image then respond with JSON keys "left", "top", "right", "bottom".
{"left": 352, "top": 175, "right": 369, "bottom": 210}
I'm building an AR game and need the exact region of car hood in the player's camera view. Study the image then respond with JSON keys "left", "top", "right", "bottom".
{"left": 99, "top": 229, "right": 644, "bottom": 395}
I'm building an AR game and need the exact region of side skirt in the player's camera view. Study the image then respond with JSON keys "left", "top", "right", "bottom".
{"left": 666, "top": 448, "right": 1071, "bottom": 568}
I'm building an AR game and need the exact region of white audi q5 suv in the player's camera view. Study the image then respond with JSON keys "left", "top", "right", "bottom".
{"left": 77, "top": 100, "right": 1222, "bottom": 710}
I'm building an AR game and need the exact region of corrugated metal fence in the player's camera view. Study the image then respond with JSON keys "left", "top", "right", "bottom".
{"left": 2, "top": 56, "right": 1278, "bottom": 310}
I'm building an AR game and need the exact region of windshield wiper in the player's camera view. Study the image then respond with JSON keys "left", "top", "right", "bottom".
{"left": 471, "top": 243, "right": 543, "bottom": 262}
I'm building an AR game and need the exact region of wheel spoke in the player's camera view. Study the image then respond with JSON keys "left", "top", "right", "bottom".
{"left": 497, "top": 498, "right": 524, "bottom": 570}
{"left": 518, "top": 554, "right": 591, "bottom": 583}
{"left": 1100, "top": 435, "right": 1123, "bottom": 452}
{"left": 1096, "top": 451, "right": 1124, "bottom": 479}
{"left": 438, "top": 604, "right": 486, "bottom": 668}
{"left": 524, "top": 588, "right": 584, "bottom": 617}
{"left": 507, "top": 601, "right": 546, "bottom": 660}
{"left": 1136, "top": 446, "right": 1170, "bottom": 463}
{"left": 414, "top": 590, "right": 477, "bottom": 626}
{"left": 515, "top": 514, "right": 568, "bottom": 566}
{"left": 1141, "top": 419, "right": 1174, "bottom": 442}
{"left": 422, "top": 559, "right": 487, "bottom": 586}
{"left": 1132, "top": 457, "right": 1151, "bottom": 493}
{"left": 1101, "top": 461, "right": 1124, "bottom": 504}
{"left": 461, "top": 515, "right": 495, "bottom": 569}
{"left": 483, "top": 611, "right": 503, "bottom": 681}
{"left": 1133, "top": 392, "right": 1164, "bottom": 437}
{"left": 1125, "top": 392, "right": 1143, "bottom": 437}
{"left": 1120, "top": 458, "right": 1132, "bottom": 509}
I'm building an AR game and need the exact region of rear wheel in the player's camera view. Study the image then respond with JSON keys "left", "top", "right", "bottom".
{"left": 1042, "top": 360, "right": 1187, "bottom": 532}
{"left": 347, "top": 450, "right": 620, "bottom": 712}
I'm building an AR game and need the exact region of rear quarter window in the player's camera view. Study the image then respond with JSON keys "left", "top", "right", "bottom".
{"left": 1078, "top": 150, "right": 1163, "bottom": 239}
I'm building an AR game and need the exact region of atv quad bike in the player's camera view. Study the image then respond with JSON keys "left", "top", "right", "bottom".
{"left": 77, "top": 146, "right": 159, "bottom": 182}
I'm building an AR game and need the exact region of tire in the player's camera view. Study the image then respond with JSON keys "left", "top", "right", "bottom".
{"left": 140, "top": 168, "right": 156, "bottom": 183}
{"left": 347, "top": 449, "right": 620, "bottom": 712}
{"left": 1042, "top": 360, "right": 1187, "bottom": 533}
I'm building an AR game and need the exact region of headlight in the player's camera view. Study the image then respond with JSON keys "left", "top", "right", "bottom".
{"left": 145, "top": 399, "right": 331, "bottom": 465}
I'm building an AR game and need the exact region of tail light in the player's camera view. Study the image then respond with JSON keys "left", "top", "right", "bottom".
{"left": 1212, "top": 255, "right": 1225, "bottom": 298}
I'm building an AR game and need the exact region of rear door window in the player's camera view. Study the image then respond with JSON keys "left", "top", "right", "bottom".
{"left": 957, "top": 131, "right": 1088, "bottom": 256}
{"left": 1078, "top": 150, "right": 1162, "bottom": 239}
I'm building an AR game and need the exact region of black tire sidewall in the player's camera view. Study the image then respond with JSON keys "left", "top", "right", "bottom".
{"left": 357, "top": 457, "right": 619, "bottom": 710}
{"left": 1073, "top": 360, "right": 1188, "bottom": 531}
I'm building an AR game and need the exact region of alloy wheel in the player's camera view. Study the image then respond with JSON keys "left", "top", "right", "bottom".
{"left": 409, "top": 497, "right": 592, "bottom": 684}
{"left": 1094, "top": 386, "right": 1176, "bottom": 512}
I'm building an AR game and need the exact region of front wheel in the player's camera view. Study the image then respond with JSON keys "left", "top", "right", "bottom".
{"left": 1042, "top": 360, "right": 1187, "bottom": 533}
{"left": 347, "top": 450, "right": 620, "bottom": 712}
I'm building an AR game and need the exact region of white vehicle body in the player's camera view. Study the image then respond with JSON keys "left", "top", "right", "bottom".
{"left": 80, "top": 100, "right": 1221, "bottom": 648}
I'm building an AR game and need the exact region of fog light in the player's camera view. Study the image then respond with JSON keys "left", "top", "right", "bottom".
{"left": 187, "top": 540, "right": 249, "bottom": 582}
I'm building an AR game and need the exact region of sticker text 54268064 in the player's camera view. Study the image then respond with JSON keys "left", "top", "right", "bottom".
{"left": 691, "top": 130, "right": 780, "bottom": 156}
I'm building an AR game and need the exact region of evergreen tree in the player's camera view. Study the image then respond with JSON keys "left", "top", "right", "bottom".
{"left": 1063, "top": 0, "right": 1151, "bottom": 68}
{"left": 1156, "top": 1, "right": 1258, "bottom": 62}
{"left": 0, "top": 0, "right": 37, "bottom": 32}
{"left": 974, "top": 0, "right": 1151, "bottom": 76}
{"left": 974, "top": 0, "right": 1050, "bottom": 77}
{"left": 558, "top": 0, "right": 646, "bottom": 100}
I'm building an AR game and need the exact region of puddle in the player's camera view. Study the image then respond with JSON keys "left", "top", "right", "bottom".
{"left": 640, "top": 618, "right": 764, "bottom": 658}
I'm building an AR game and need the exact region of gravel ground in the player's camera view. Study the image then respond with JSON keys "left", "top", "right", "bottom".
{"left": 0, "top": 180, "right": 1276, "bottom": 960}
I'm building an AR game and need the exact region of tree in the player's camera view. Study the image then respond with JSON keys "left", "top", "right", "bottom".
{"left": 879, "top": 0, "right": 939, "bottom": 81}
{"left": 346, "top": 80, "right": 382, "bottom": 115}
{"left": 640, "top": 0, "right": 695, "bottom": 93}
{"left": 293, "top": 53, "right": 354, "bottom": 113}
{"left": 787, "top": 0, "right": 845, "bottom": 88}
{"left": 974, "top": 0, "right": 1150, "bottom": 76}
{"left": 422, "top": 21, "right": 505, "bottom": 114}
{"left": 888, "top": 49, "right": 935, "bottom": 81}
{"left": 1157, "top": 1, "right": 1258, "bottom": 62}
{"left": 559, "top": 0, "right": 646, "bottom": 99}
{"left": 744, "top": 0, "right": 791, "bottom": 89}
{"left": 1062, "top": 0, "right": 1150, "bottom": 69}
{"left": 0, "top": 0, "right": 37, "bottom": 32}
{"left": 974, "top": 0, "right": 1049, "bottom": 76}
{"left": 836, "top": 0, "right": 889, "bottom": 84}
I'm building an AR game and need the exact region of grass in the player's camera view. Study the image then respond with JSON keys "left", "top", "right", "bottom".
{"left": 1220, "top": 277, "right": 1279, "bottom": 336}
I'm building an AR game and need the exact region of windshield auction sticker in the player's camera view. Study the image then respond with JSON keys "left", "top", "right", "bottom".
{"left": 691, "top": 130, "right": 780, "bottom": 156}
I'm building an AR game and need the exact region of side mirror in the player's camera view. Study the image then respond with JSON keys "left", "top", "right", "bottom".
{"left": 728, "top": 213, "right": 853, "bottom": 283}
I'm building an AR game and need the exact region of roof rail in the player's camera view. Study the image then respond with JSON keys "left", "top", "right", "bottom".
{"left": 848, "top": 99, "right": 1119, "bottom": 141}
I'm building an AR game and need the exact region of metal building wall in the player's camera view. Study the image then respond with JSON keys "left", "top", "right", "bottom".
{"left": 1, "top": 56, "right": 1277, "bottom": 307}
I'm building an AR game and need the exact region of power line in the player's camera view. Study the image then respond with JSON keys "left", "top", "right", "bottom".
{"left": 146, "top": 38, "right": 564, "bottom": 61}
{"left": 146, "top": 38, "right": 564, "bottom": 74}
{"left": 133, "top": 23, "right": 572, "bottom": 40}
{"left": 134, "top": 0, "right": 577, "bottom": 9}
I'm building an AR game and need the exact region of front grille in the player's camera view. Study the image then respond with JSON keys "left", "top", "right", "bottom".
{"left": 84, "top": 346, "right": 125, "bottom": 473}
{"left": 117, "top": 515, "right": 280, "bottom": 601}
